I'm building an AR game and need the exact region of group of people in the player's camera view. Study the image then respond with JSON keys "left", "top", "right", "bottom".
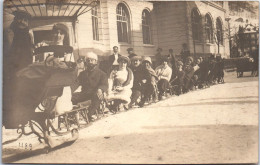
{"left": 3, "top": 10, "right": 226, "bottom": 128}
{"left": 73, "top": 45, "right": 225, "bottom": 121}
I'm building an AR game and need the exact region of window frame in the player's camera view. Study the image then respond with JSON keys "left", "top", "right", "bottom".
{"left": 191, "top": 8, "right": 202, "bottom": 42}
{"left": 142, "top": 9, "right": 152, "bottom": 44}
{"left": 205, "top": 13, "right": 214, "bottom": 43}
{"left": 116, "top": 3, "right": 131, "bottom": 43}
{"left": 91, "top": 6, "right": 99, "bottom": 41}
{"left": 216, "top": 17, "right": 223, "bottom": 45}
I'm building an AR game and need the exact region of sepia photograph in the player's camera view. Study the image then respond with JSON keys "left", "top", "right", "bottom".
{"left": 1, "top": 0, "right": 259, "bottom": 164}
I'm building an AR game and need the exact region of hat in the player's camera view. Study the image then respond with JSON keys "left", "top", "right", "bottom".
{"left": 131, "top": 55, "right": 142, "bottom": 61}
{"left": 143, "top": 57, "right": 152, "bottom": 64}
{"left": 127, "top": 48, "right": 133, "bottom": 51}
{"left": 85, "top": 52, "right": 98, "bottom": 61}
{"left": 118, "top": 55, "right": 130, "bottom": 65}
{"left": 52, "top": 23, "right": 69, "bottom": 36}
{"left": 13, "top": 10, "right": 31, "bottom": 20}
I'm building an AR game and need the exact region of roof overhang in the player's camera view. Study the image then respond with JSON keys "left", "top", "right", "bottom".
{"left": 4, "top": 0, "right": 99, "bottom": 18}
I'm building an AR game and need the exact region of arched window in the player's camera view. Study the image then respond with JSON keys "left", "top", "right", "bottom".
{"left": 191, "top": 8, "right": 202, "bottom": 41}
{"left": 142, "top": 9, "right": 152, "bottom": 44}
{"left": 92, "top": 6, "right": 99, "bottom": 41}
{"left": 116, "top": 3, "right": 130, "bottom": 43}
{"left": 205, "top": 14, "right": 213, "bottom": 43}
{"left": 216, "top": 18, "right": 223, "bottom": 45}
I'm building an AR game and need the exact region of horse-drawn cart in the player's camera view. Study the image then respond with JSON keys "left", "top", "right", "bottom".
{"left": 235, "top": 57, "right": 254, "bottom": 78}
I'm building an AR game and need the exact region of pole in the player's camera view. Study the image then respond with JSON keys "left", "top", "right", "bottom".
{"left": 228, "top": 21, "right": 232, "bottom": 58}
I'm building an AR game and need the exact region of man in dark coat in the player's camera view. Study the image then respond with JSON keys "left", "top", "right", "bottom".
{"left": 180, "top": 43, "right": 190, "bottom": 63}
{"left": 171, "top": 61, "right": 185, "bottom": 95}
{"left": 183, "top": 56, "right": 195, "bottom": 93}
{"left": 3, "top": 10, "right": 34, "bottom": 128}
{"left": 198, "top": 57, "right": 210, "bottom": 88}
{"left": 72, "top": 52, "right": 108, "bottom": 121}
{"left": 107, "top": 46, "right": 122, "bottom": 74}
{"left": 154, "top": 48, "right": 163, "bottom": 69}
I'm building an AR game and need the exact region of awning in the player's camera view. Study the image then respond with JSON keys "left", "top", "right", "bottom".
{"left": 4, "top": 0, "right": 99, "bottom": 18}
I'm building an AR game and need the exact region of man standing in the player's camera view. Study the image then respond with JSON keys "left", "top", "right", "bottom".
{"left": 127, "top": 47, "right": 137, "bottom": 59}
{"left": 154, "top": 48, "right": 163, "bottom": 69}
{"left": 107, "top": 46, "right": 122, "bottom": 73}
{"left": 180, "top": 43, "right": 190, "bottom": 63}
{"left": 72, "top": 52, "right": 108, "bottom": 121}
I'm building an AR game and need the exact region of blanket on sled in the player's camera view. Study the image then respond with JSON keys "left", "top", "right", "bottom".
{"left": 3, "top": 62, "right": 77, "bottom": 129}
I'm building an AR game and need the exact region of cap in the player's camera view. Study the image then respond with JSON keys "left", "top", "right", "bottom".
{"left": 127, "top": 48, "right": 133, "bottom": 51}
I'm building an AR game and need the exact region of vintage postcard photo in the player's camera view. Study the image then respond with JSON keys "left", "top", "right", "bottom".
{"left": 2, "top": 0, "right": 259, "bottom": 164}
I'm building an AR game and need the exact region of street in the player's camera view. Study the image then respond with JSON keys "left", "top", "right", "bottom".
{"left": 2, "top": 72, "right": 258, "bottom": 164}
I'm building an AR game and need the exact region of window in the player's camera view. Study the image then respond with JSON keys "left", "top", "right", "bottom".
{"left": 142, "top": 9, "right": 152, "bottom": 44}
{"left": 191, "top": 8, "right": 202, "bottom": 41}
{"left": 216, "top": 18, "right": 223, "bottom": 45}
{"left": 205, "top": 14, "right": 213, "bottom": 43}
{"left": 92, "top": 6, "right": 99, "bottom": 41}
{"left": 116, "top": 3, "right": 130, "bottom": 43}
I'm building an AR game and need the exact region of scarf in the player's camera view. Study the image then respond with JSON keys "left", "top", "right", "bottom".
{"left": 113, "top": 66, "right": 133, "bottom": 87}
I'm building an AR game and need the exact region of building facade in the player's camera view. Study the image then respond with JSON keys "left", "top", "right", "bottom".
{"left": 3, "top": 0, "right": 259, "bottom": 60}
{"left": 74, "top": 0, "right": 232, "bottom": 59}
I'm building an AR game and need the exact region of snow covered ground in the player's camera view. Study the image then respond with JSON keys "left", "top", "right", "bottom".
{"left": 2, "top": 71, "right": 259, "bottom": 164}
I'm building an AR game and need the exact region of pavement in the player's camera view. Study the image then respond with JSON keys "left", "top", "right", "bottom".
{"left": 2, "top": 71, "right": 259, "bottom": 164}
